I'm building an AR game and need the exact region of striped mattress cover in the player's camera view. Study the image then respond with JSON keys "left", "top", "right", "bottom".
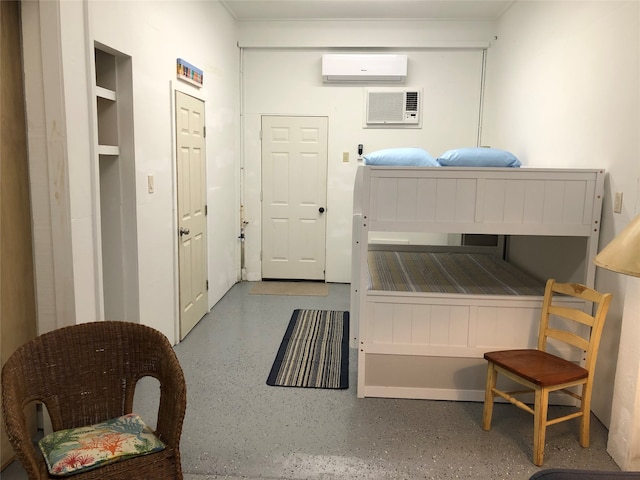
{"left": 367, "top": 251, "right": 544, "bottom": 295}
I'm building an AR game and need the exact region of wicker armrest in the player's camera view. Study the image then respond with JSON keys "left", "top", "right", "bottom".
{"left": 154, "top": 341, "right": 187, "bottom": 446}
{"left": 2, "top": 362, "right": 48, "bottom": 477}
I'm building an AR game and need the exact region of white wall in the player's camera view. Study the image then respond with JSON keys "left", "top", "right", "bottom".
{"left": 239, "top": 20, "right": 497, "bottom": 282}
{"left": 482, "top": 0, "right": 640, "bottom": 435}
{"left": 23, "top": 0, "right": 240, "bottom": 345}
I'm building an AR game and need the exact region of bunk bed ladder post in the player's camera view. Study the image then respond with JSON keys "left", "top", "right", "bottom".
{"left": 356, "top": 166, "right": 372, "bottom": 398}
{"left": 584, "top": 169, "right": 606, "bottom": 289}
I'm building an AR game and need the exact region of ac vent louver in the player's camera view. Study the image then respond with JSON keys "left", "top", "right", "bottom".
{"left": 405, "top": 91, "right": 419, "bottom": 112}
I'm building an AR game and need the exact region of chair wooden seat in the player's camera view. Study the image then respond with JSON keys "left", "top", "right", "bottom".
{"left": 484, "top": 349, "right": 588, "bottom": 387}
{"left": 482, "top": 279, "right": 612, "bottom": 467}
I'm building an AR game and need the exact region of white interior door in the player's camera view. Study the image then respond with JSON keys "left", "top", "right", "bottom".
{"left": 261, "top": 116, "right": 328, "bottom": 280}
{"left": 176, "top": 91, "right": 208, "bottom": 339}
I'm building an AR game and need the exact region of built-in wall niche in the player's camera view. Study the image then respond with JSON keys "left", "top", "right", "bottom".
{"left": 95, "top": 48, "right": 119, "bottom": 155}
{"left": 93, "top": 43, "right": 139, "bottom": 323}
{"left": 95, "top": 48, "right": 116, "bottom": 90}
{"left": 97, "top": 97, "right": 118, "bottom": 147}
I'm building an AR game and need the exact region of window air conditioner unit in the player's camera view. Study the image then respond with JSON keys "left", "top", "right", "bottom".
{"left": 322, "top": 54, "right": 407, "bottom": 83}
{"left": 364, "top": 88, "right": 422, "bottom": 127}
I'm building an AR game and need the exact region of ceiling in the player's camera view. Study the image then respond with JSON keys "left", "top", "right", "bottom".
{"left": 220, "top": 0, "right": 514, "bottom": 21}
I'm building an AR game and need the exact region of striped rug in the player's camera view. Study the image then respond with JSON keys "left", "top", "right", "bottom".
{"left": 267, "top": 309, "right": 349, "bottom": 389}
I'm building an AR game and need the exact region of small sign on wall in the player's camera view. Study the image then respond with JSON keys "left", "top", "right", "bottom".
{"left": 177, "top": 58, "right": 203, "bottom": 87}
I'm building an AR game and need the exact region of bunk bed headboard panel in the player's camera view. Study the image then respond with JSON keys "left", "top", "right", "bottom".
{"left": 364, "top": 166, "right": 605, "bottom": 237}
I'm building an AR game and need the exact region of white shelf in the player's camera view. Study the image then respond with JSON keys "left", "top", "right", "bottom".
{"left": 97, "top": 145, "right": 120, "bottom": 156}
{"left": 96, "top": 86, "right": 116, "bottom": 101}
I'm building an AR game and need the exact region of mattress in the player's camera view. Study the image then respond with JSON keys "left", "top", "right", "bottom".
{"left": 367, "top": 251, "right": 544, "bottom": 295}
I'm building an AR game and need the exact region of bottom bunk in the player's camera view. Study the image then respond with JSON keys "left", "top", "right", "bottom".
{"left": 357, "top": 250, "right": 587, "bottom": 402}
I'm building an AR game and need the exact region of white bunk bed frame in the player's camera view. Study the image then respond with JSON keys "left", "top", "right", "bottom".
{"left": 351, "top": 166, "right": 605, "bottom": 401}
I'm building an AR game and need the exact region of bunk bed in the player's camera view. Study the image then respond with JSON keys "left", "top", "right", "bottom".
{"left": 351, "top": 165, "right": 605, "bottom": 401}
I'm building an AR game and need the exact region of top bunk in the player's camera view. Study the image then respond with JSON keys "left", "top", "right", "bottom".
{"left": 354, "top": 166, "right": 605, "bottom": 238}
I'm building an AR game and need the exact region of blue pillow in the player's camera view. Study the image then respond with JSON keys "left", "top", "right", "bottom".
{"left": 363, "top": 148, "right": 439, "bottom": 167}
{"left": 437, "top": 148, "right": 521, "bottom": 167}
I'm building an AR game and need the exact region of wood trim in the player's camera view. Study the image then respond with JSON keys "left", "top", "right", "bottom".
{"left": 1, "top": 0, "right": 38, "bottom": 470}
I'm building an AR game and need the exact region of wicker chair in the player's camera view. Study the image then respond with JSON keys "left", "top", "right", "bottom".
{"left": 2, "top": 321, "right": 187, "bottom": 480}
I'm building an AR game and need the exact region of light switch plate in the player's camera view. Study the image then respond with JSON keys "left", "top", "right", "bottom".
{"left": 614, "top": 192, "right": 623, "bottom": 213}
{"left": 342, "top": 152, "right": 349, "bottom": 162}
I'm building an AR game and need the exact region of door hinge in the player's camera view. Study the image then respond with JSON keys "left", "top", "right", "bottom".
{"left": 203, "top": 126, "right": 206, "bottom": 138}
{"left": 259, "top": 130, "right": 262, "bottom": 140}
{"left": 205, "top": 204, "right": 208, "bottom": 216}
{"left": 206, "top": 280, "right": 209, "bottom": 290}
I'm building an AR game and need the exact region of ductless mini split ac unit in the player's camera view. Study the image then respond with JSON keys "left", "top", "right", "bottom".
{"left": 364, "top": 87, "right": 422, "bottom": 128}
{"left": 322, "top": 54, "right": 407, "bottom": 83}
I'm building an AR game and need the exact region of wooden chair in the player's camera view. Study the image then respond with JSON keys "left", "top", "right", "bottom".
{"left": 482, "top": 279, "right": 612, "bottom": 466}
{"left": 2, "top": 321, "right": 187, "bottom": 479}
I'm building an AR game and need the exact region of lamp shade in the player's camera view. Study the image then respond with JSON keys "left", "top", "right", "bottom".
{"left": 594, "top": 214, "right": 640, "bottom": 277}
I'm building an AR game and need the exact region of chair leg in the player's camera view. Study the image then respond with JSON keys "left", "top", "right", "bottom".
{"left": 579, "top": 385, "right": 591, "bottom": 448}
{"left": 533, "top": 388, "right": 549, "bottom": 466}
{"left": 483, "top": 362, "right": 497, "bottom": 431}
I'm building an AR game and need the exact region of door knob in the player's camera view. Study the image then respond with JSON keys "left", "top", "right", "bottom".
{"left": 179, "top": 227, "right": 190, "bottom": 236}
{"left": 319, "top": 207, "right": 325, "bottom": 213}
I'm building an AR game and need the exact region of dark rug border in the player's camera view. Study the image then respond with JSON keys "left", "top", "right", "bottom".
{"left": 266, "top": 309, "right": 349, "bottom": 389}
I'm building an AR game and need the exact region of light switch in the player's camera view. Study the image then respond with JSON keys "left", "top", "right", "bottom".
{"left": 342, "top": 152, "right": 349, "bottom": 162}
{"left": 148, "top": 174, "right": 154, "bottom": 194}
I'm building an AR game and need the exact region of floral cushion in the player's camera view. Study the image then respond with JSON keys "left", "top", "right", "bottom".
{"left": 38, "top": 413, "right": 165, "bottom": 476}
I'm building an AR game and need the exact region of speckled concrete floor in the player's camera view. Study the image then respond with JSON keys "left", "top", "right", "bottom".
{"left": 2, "top": 281, "right": 621, "bottom": 480}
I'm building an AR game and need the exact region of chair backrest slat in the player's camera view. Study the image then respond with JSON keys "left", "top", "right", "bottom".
{"left": 551, "top": 281, "right": 605, "bottom": 303}
{"left": 546, "top": 327, "right": 590, "bottom": 351}
{"left": 547, "top": 305, "right": 596, "bottom": 327}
